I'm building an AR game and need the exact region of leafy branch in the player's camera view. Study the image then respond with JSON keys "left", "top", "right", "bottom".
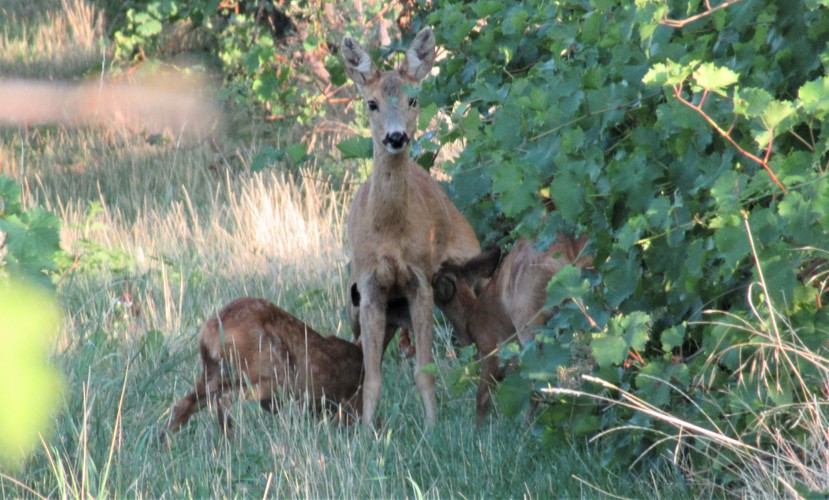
{"left": 671, "top": 82, "right": 787, "bottom": 193}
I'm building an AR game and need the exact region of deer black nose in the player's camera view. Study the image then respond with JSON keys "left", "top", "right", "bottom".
{"left": 383, "top": 131, "right": 409, "bottom": 150}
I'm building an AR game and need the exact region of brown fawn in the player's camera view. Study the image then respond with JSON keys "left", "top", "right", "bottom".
{"left": 433, "top": 235, "right": 593, "bottom": 425}
{"left": 166, "top": 297, "right": 370, "bottom": 435}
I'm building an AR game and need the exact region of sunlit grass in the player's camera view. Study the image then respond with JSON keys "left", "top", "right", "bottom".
{"left": 0, "top": 0, "right": 103, "bottom": 79}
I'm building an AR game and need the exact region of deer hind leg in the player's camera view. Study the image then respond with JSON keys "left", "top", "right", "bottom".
{"left": 248, "top": 376, "right": 282, "bottom": 414}
{"left": 410, "top": 274, "right": 437, "bottom": 425}
{"left": 208, "top": 376, "right": 238, "bottom": 436}
{"left": 167, "top": 375, "right": 210, "bottom": 434}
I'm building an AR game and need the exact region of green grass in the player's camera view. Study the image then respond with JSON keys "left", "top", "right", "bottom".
{"left": 0, "top": 0, "right": 694, "bottom": 497}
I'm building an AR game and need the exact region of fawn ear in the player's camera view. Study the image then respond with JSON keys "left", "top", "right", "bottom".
{"left": 461, "top": 247, "right": 501, "bottom": 286}
{"left": 432, "top": 272, "right": 457, "bottom": 304}
{"left": 402, "top": 27, "right": 435, "bottom": 81}
{"left": 341, "top": 35, "right": 377, "bottom": 87}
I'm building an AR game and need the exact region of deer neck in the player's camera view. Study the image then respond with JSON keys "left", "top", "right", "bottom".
{"left": 369, "top": 149, "right": 409, "bottom": 232}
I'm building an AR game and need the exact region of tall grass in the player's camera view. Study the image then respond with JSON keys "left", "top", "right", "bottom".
{"left": 0, "top": 0, "right": 103, "bottom": 78}
{"left": 0, "top": 0, "right": 691, "bottom": 497}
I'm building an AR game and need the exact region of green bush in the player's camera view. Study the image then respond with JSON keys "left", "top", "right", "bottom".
{"left": 0, "top": 175, "right": 61, "bottom": 288}
{"left": 423, "top": 0, "right": 829, "bottom": 471}
{"left": 107, "top": 0, "right": 376, "bottom": 125}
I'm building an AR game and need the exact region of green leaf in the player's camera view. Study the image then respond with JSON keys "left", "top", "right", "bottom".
{"left": 420, "top": 362, "right": 438, "bottom": 375}
{"left": 251, "top": 146, "right": 285, "bottom": 172}
{"left": 0, "top": 280, "right": 62, "bottom": 467}
{"left": 253, "top": 72, "right": 278, "bottom": 102}
{"left": 635, "top": 371, "right": 671, "bottom": 406}
{"left": 135, "top": 17, "right": 163, "bottom": 37}
{"left": 798, "top": 76, "right": 829, "bottom": 115}
{"left": 473, "top": 0, "right": 503, "bottom": 17}
{"left": 546, "top": 265, "right": 590, "bottom": 307}
{"left": 523, "top": 343, "right": 569, "bottom": 382}
{"left": 460, "top": 111, "right": 482, "bottom": 140}
{"left": 582, "top": 13, "right": 602, "bottom": 44}
{"left": 0, "top": 176, "right": 22, "bottom": 216}
{"left": 591, "top": 336, "right": 628, "bottom": 368}
{"left": 712, "top": 221, "right": 750, "bottom": 268}
{"left": 286, "top": 143, "right": 309, "bottom": 164}
{"left": 602, "top": 249, "right": 641, "bottom": 307}
{"left": 336, "top": 136, "right": 372, "bottom": 160}
{"left": 503, "top": 5, "right": 529, "bottom": 35}
{"left": 418, "top": 103, "right": 439, "bottom": 131}
{"left": 755, "top": 247, "right": 797, "bottom": 306}
{"left": 760, "top": 99, "right": 795, "bottom": 131}
{"left": 0, "top": 207, "right": 61, "bottom": 283}
{"left": 493, "top": 161, "right": 541, "bottom": 218}
{"left": 661, "top": 325, "right": 685, "bottom": 351}
{"left": 693, "top": 62, "right": 739, "bottom": 94}
{"left": 549, "top": 168, "right": 585, "bottom": 224}
{"left": 620, "top": 312, "right": 650, "bottom": 351}
{"left": 734, "top": 88, "right": 773, "bottom": 119}
{"left": 643, "top": 60, "right": 694, "bottom": 87}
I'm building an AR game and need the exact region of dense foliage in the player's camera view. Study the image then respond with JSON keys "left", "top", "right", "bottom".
{"left": 419, "top": 0, "right": 829, "bottom": 473}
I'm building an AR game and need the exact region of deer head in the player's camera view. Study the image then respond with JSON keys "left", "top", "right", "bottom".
{"left": 341, "top": 28, "right": 435, "bottom": 155}
{"left": 432, "top": 246, "right": 502, "bottom": 347}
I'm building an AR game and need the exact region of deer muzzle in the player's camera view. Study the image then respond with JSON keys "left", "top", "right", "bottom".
{"left": 382, "top": 131, "right": 409, "bottom": 152}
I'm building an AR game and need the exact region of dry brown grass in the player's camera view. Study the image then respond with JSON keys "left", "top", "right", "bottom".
{"left": 0, "top": 0, "right": 103, "bottom": 78}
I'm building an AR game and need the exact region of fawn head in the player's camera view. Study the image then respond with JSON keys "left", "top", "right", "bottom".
{"left": 341, "top": 28, "right": 435, "bottom": 155}
{"left": 432, "top": 247, "right": 502, "bottom": 346}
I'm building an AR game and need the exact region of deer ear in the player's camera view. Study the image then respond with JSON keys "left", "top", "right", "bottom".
{"left": 402, "top": 27, "right": 435, "bottom": 81}
{"left": 432, "top": 273, "right": 457, "bottom": 304}
{"left": 461, "top": 247, "right": 501, "bottom": 285}
{"left": 341, "top": 35, "right": 377, "bottom": 87}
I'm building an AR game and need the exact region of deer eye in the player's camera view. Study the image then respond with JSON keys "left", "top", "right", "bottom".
{"left": 408, "top": 97, "right": 418, "bottom": 107}
{"left": 367, "top": 100, "right": 379, "bottom": 111}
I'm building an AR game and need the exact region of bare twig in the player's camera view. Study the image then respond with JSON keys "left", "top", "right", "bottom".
{"left": 661, "top": 0, "right": 742, "bottom": 28}
{"left": 671, "top": 83, "right": 786, "bottom": 193}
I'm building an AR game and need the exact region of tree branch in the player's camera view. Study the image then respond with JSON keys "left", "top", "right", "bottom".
{"left": 671, "top": 84, "right": 786, "bottom": 194}
{"left": 661, "top": 0, "right": 742, "bottom": 28}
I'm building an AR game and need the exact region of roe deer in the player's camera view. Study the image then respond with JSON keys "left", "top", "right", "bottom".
{"left": 432, "top": 235, "right": 593, "bottom": 425}
{"left": 341, "top": 28, "right": 481, "bottom": 426}
{"left": 166, "top": 297, "right": 371, "bottom": 435}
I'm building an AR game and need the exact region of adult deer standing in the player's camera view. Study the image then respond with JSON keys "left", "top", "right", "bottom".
{"left": 341, "top": 28, "right": 481, "bottom": 426}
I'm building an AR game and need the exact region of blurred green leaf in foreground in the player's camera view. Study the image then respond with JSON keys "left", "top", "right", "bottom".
{"left": 0, "top": 280, "right": 62, "bottom": 468}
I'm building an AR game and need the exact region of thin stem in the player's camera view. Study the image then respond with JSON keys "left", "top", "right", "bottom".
{"left": 672, "top": 85, "right": 786, "bottom": 193}
{"left": 661, "top": 0, "right": 742, "bottom": 28}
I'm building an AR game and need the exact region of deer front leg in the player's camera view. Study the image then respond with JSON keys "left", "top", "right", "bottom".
{"left": 411, "top": 282, "right": 437, "bottom": 425}
{"left": 360, "top": 288, "right": 386, "bottom": 427}
{"left": 476, "top": 355, "right": 500, "bottom": 426}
